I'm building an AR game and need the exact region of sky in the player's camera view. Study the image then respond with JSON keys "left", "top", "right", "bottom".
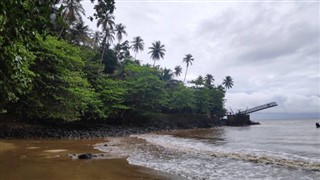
{"left": 82, "top": 0, "right": 320, "bottom": 118}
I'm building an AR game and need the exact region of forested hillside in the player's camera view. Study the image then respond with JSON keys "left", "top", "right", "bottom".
{"left": 0, "top": 0, "right": 232, "bottom": 122}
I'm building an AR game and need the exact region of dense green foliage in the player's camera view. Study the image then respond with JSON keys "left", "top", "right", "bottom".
{"left": 0, "top": 0, "right": 231, "bottom": 122}
{"left": 0, "top": 0, "right": 56, "bottom": 111}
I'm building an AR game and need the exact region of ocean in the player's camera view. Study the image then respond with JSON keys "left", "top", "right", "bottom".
{"left": 95, "top": 119, "right": 320, "bottom": 179}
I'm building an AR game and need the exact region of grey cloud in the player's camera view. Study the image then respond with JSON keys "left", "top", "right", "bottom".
{"left": 85, "top": 2, "right": 320, "bottom": 115}
{"left": 237, "top": 21, "right": 318, "bottom": 63}
{"left": 226, "top": 92, "right": 320, "bottom": 113}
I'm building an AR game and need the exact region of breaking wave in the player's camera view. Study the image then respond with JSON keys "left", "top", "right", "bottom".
{"left": 95, "top": 132, "right": 320, "bottom": 180}
{"left": 132, "top": 134, "right": 320, "bottom": 171}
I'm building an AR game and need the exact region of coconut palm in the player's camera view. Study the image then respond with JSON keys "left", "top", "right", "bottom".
{"left": 97, "top": 13, "right": 115, "bottom": 32}
{"left": 58, "top": 0, "right": 85, "bottom": 38}
{"left": 182, "top": 54, "right": 194, "bottom": 83}
{"left": 70, "top": 21, "right": 89, "bottom": 45}
{"left": 131, "top": 36, "right": 144, "bottom": 59}
{"left": 61, "top": 0, "right": 85, "bottom": 24}
{"left": 174, "top": 66, "right": 182, "bottom": 77}
{"left": 217, "top": 85, "right": 225, "bottom": 92}
{"left": 115, "top": 23, "right": 127, "bottom": 43}
{"left": 160, "top": 68, "right": 174, "bottom": 82}
{"left": 204, "top": 74, "right": 214, "bottom": 87}
{"left": 102, "top": 28, "right": 115, "bottom": 47}
{"left": 97, "top": 13, "right": 115, "bottom": 47}
{"left": 97, "top": 13, "right": 115, "bottom": 74}
{"left": 92, "top": 31, "right": 102, "bottom": 49}
{"left": 197, "top": 76, "right": 204, "bottom": 85}
{"left": 191, "top": 76, "right": 204, "bottom": 87}
{"left": 222, "top": 76, "right": 234, "bottom": 90}
{"left": 114, "top": 40, "right": 131, "bottom": 61}
{"left": 148, "top": 41, "right": 166, "bottom": 67}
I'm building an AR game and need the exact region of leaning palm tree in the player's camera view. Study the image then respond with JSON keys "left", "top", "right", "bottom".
{"left": 174, "top": 66, "right": 182, "bottom": 77}
{"left": 182, "top": 54, "right": 194, "bottom": 83}
{"left": 131, "top": 36, "right": 144, "bottom": 59}
{"left": 115, "top": 23, "right": 127, "bottom": 43}
{"left": 148, "top": 41, "right": 166, "bottom": 67}
{"left": 222, "top": 76, "right": 234, "bottom": 90}
{"left": 204, "top": 74, "right": 214, "bottom": 87}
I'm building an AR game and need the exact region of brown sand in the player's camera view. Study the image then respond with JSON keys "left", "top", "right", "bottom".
{"left": 0, "top": 139, "right": 183, "bottom": 180}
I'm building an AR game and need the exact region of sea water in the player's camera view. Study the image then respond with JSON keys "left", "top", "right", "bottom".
{"left": 95, "top": 119, "right": 320, "bottom": 179}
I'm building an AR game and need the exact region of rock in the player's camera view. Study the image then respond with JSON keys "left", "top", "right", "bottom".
{"left": 78, "top": 153, "right": 93, "bottom": 159}
{"left": 250, "top": 121, "right": 261, "bottom": 125}
{"left": 316, "top": 123, "right": 320, "bottom": 128}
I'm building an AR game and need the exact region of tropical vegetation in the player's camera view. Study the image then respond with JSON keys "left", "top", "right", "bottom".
{"left": 0, "top": 0, "right": 233, "bottom": 122}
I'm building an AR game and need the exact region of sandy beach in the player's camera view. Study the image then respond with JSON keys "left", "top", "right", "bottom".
{"left": 0, "top": 139, "right": 183, "bottom": 180}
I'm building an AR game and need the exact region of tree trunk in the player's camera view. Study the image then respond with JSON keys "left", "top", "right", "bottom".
{"left": 98, "top": 45, "right": 106, "bottom": 75}
{"left": 183, "top": 66, "right": 189, "bottom": 83}
{"left": 58, "top": 26, "right": 65, "bottom": 39}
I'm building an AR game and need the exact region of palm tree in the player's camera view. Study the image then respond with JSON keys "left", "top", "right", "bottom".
{"left": 114, "top": 40, "right": 131, "bottom": 61}
{"left": 217, "top": 85, "right": 225, "bottom": 92}
{"left": 197, "top": 76, "right": 204, "bottom": 86}
{"left": 115, "top": 23, "right": 127, "bottom": 43}
{"left": 62, "top": 0, "right": 85, "bottom": 23}
{"left": 182, "top": 54, "right": 194, "bottom": 83}
{"left": 92, "top": 31, "right": 102, "bottom": 49}
{"left": 222, "top": 76, "right": 234, "bottom": 90}
{"left": 160, "top": 68, "right": 174, "bottom": 82}
{"left": 131, "top": 36, "right": 144, "bottom": 59}
{"left": 70, "top": 21, "right": 89, "bottom": 45}
{"left": 191, "top": 76, "right": 204, "bottom": 87}
{"left": 97, "top": 13, "right": 115, "bottom": 32}
{"left": 148, "top": 41, "right": 166, "bottom": 67}
{"left": 102, "top": 28, "right": 115, "bottom": 48}
{"left": 97, "top": 13, "right": 115, "bottom": 48}
{"left": 97, "top": 13, "right": 115, "bottom": 74}
{"left": 174, "top": 66, "right": 182, "bottom": 77}
{"left": 58, "top": 0, "right": 85, "bottom": 38}
{"left": 204, "top": 74, "right": 214, "bottom": 87}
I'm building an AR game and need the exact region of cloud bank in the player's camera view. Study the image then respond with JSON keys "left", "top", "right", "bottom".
{"left": 84, "top": 1, "right": 320, "bottom": 115}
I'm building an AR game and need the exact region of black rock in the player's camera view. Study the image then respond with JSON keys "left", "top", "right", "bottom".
{"left": 78, "top": 153, "right": 93, "bottom": 159}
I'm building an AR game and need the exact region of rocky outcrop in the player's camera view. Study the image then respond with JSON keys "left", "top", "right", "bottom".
{"left": 0, "top": 113, "right": 221, "bottom": 139}
{"left": 226, "top": 114, "right": 260, "bottom": 126}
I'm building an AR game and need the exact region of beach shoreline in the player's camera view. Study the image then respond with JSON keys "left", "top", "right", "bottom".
{"left": 0, "top": 113, "right": 221, "bottom": 139}
{"left": 0, "top": 138, "right": 184, "bottom": 180}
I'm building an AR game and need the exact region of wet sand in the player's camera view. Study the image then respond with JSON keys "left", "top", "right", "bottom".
{"left": 0, "top": 139, "right": 183, "bottom": 180}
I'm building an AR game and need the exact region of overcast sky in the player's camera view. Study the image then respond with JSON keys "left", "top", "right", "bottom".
{"left": 83, "top": 0, "right": 320, "bottom": 117}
